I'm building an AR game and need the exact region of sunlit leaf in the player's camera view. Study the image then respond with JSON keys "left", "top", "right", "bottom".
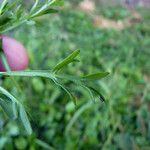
{"left": 51, "top": 0, "right": 64, "bottom": 6}
{"left": 0, "top": 0, "right": 8, "bottom": 15}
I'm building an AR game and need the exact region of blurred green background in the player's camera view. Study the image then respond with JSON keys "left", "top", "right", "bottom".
{"left": 0, "top": 0, "right": 150, "bottom": 149}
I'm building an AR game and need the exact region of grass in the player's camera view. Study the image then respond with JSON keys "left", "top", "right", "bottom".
{"left": 0, "top": 2, "right": 150, "bottom": 150}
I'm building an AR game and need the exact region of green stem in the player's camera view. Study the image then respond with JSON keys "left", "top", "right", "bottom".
{"left": 0, "top": 53, "right": 23, "bottom": 94}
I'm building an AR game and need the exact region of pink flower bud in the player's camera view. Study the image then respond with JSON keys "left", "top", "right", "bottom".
{"left": 0, "top": 35, "right": 28, "bottom": 71}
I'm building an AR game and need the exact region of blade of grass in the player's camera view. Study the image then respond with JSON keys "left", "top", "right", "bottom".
{"left": 65, "top": 101, "right": 92, "bottom": 135}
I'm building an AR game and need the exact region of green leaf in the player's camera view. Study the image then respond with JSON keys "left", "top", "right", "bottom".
{"left": 51, "top": 0, "right": 64, "bottom": 6}
{"left": 0, "top": 53, "right": 10, "bottom": 71}
{"left": 0, "top": 14, "right": 11, "bottom": 26}
{"left": 5, "top": 0, "right": 18, "bottom": 12}
{"left": 52, "top": 79, "right": 77, "bottom": 105}
{"left": 82, "top": 72, "right": 110, "bottom": 81}
{"left": 31, "top": 8, "right": 58, "bottom": 18}
{"left": 0, "top": 97, "right": 17, "bottom": 119}
{"left": 19, "top": 104, "right": 32, "bottom": 135}
{"left": 80, "top": 85, "right": 95, "bottom": 102}
{"left": 0, "top": 0, "right": 8, "bottom": 15}
{"left": 0, "top": 86, "right": 18, "bottom": 104}
{"left": 53, "top": 49, "right": 80, "bottom": 72}
{"left": 15, "top": 5, "right": 23, "bottom": 19}
{"left": 0, "top": 88, "right": 18, "bottom": 119}
{"left": 0, "top": 86, "right": 32, "bottom": 134}
{"left": 35, "top": 139, "right": 55, "bottom": 150}
{"left": 88, "top": 87, "right": 106, "bottom": 102}
{"left": 30, "top": 0, "right": 39, "bottom": 13}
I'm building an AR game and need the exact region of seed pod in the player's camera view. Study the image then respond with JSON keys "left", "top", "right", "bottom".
{"left": 0, "top": 35, "right": 28, "bottom": 71}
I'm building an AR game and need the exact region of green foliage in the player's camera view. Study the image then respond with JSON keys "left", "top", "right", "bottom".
{"left": 0, "top": 50, "right": 109, "bottom": 134}
{"left": 97, "top": 6, "right": 130, "bottom": 20}
{"left": 0, "top": 0, "right": 150, "bottom": 149}
{"left": 0, "top": 0, "right": 62, "bottom": 33}
{"left": 0, "top": 0, "right": 109, "bottom": 136}
{"left": 8, "top": 5, "right": 149, "bottom": 149}
{"left": 0, "top": 86, "right": 32, "bottom": 134}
